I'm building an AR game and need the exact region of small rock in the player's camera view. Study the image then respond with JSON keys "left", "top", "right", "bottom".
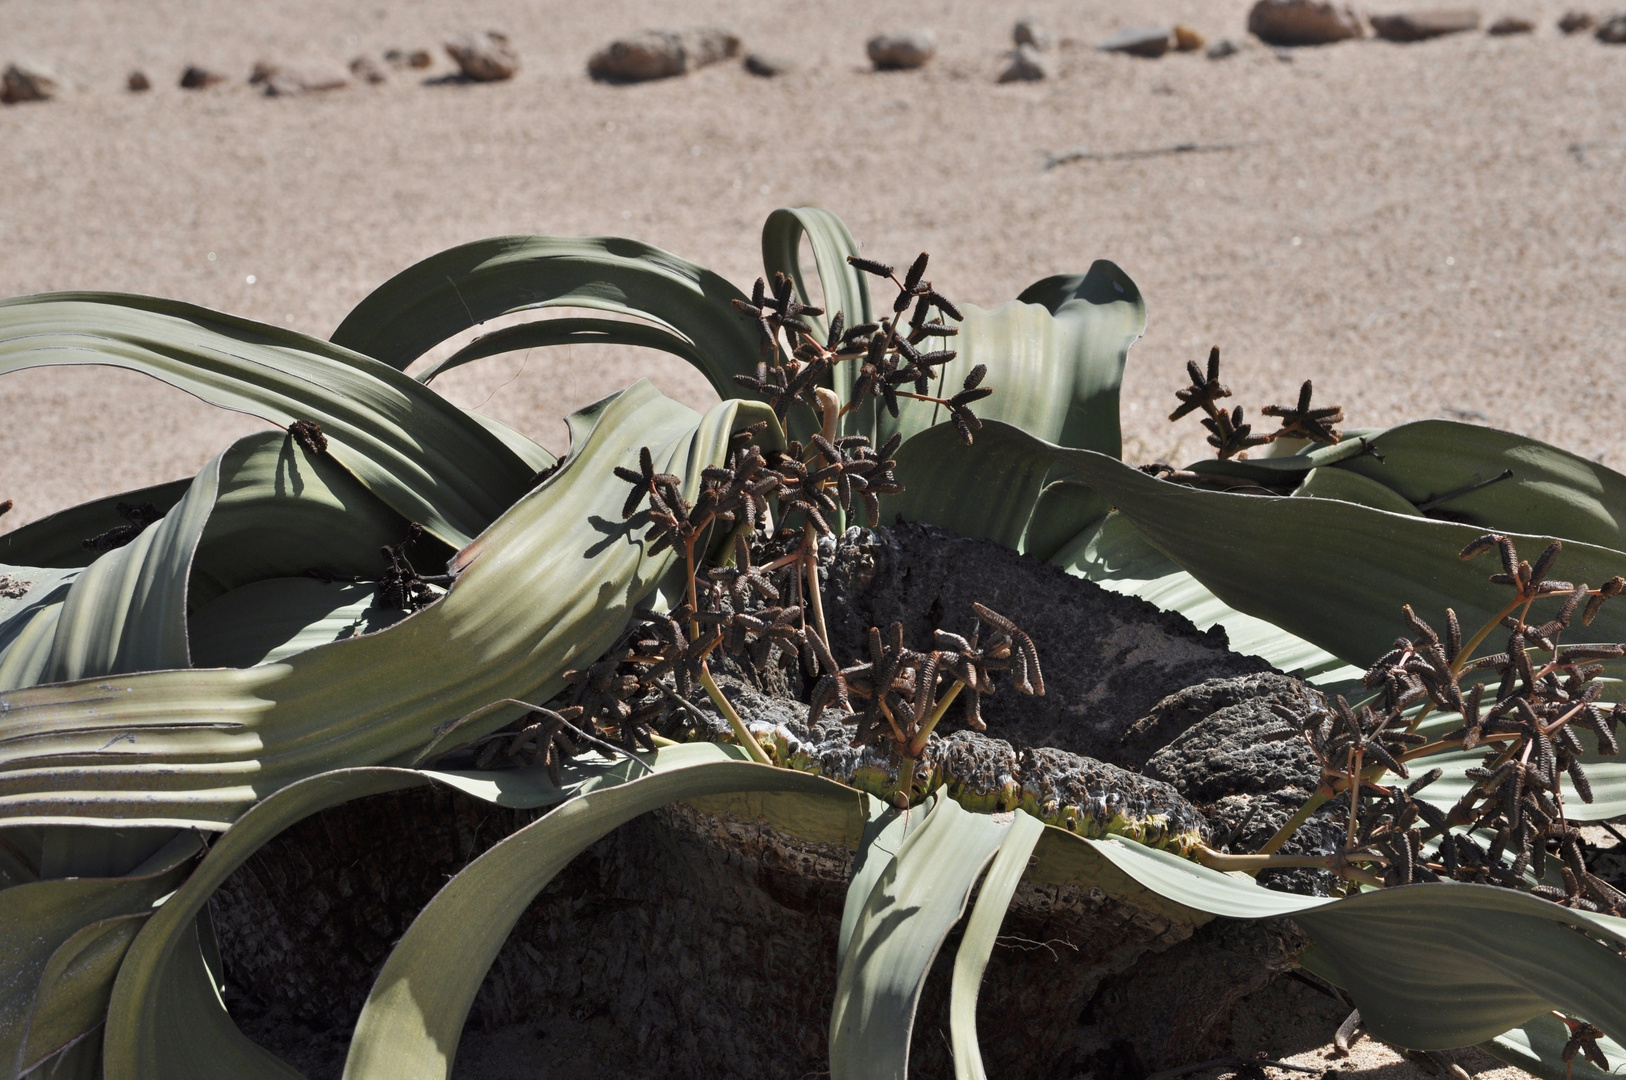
{"left": 1173, "top": 24, "right": 1208, "bottom": 50}
{"left": 247, "top": 60, "right": 277, "bottom": 84}
{"left": 444, "top": 31, "right": 519, "bottom": 82}
{"left": 0, "top": 62, "right": 58, "bottom": 104}
{"left": 1559, "top": 9, "right": 1597, "bottom": 31}
{"left": 1487, "top": 14, "right": 1536, "bottom": 32}
{"left": 384, "top": 48, "right": 433, "bottom": 69}
{"left": 349, "top": 55, "right": 387, "bottom": 84}
{"left": 1597, "top": 12, "right": 1626, "bottom": 39}
{"left": 743, "top": 51, "right": 792, "bottom": 76}
{"left": 1207, "top": 37, "right": 1244, "bottom": 57}
{"left": 1099, "top": 25, "right": 1174, "bottom": 57}
{"left": 260, "top": 64, "right": 350, "bottom": 96}
{"left": 1246, "top": 0, "right": 1366, "bottom": 45}
{"left": 1013, "top": 17, "right": 1053, "bottom": 50}
{"left": 126, "top": 69, "right": 151, "bottom": 92}
{"left": 997, "top": 43, "right": 1048, "bottom": 81}
{"left": 588, "top": 27, "right": 741, "bottom": 82}
{"left": 178, "top": 65, "right": 226, "bottom": 89}
{"left": 1370, "top": 9, "right": 1482, "bottom": 39}
{"left": 866, "top": 30, "right": 937, "bottom": 70}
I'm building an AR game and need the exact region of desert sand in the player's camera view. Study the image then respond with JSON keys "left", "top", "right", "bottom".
{"left": 2, "top": 0, "right": 1625, "bottom": 529}
{"left": 0, "top": 0, "right": 1617, "bottom": 1074}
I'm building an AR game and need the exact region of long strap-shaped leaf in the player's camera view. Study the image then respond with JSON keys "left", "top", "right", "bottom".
{"left": 829, "top": 794, "right": 1013, "bottom": 1080}
{"left": 838, "top": 796, "right": 930, "bottom": 964}
{"left": 16, "top": 912, "right": 146, "bottom": 1076}
{"left": 0, "top": 480, "right": 192, "bottom": 570}
{"left": 1082, "top": 834, "right": 1626, "bottom": 1056}
{"left": 882, "top": 421, "right": 1360, "bottom": 687}
{"left": 760, "top": 207, "right": 873, "bottom": 347}
{"left": 0, "top": 567, "right": 81, "bottom": 669}
{"left": 0, "top": 830, "right": 200, "bottom": 1074}
{"left": 931, "top": 421, "right": 1626, "bottom": 682}
{"left": 329, "top": 235, "right": 763, "bottom": 399}
{"left": 0, "top": 293, "right": 532, "bottom": 548}
{"left": 949, "top": 810, "right": 1045, "bottom": 1080}
{"left": 342, "top": 749, "right": 861, "bottom": 1080}
{"left": 1327, "top": 418, "right": 1626, "bottom": 549}
{"left": 0, "top": 384, "right": 771, "bottom": 827}
{"left": 187, "top": 430, "right": 435, "bottom": 610}
{"left": 416, "top": 316, "right": 706, "bottom": 385}
{"left": 39, "top": 451, "right": 220, "bottom": 684}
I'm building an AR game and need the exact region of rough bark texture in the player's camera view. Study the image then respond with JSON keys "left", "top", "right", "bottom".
{"left": 211, "top": 525, "right": 1341, "bottom": 1079}
{"left": 823, "top": 524, "right": 1271, "bottom": 761}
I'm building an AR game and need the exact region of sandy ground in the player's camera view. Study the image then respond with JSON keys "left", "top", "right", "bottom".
{"left": 0, "top": 2, "right": 1617, "bottom": 1075}
{"left": 2, "top": 0, "right": 1625, "bottom": 529}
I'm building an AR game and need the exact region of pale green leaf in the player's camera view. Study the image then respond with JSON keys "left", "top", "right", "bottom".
{"left": 0, "top": 383, "right": 771, "bottom": 827}
{"left": 950, "top": 810, "right": 1045, "bottom": 1080}
{"left": 0, "top": 480, "right": 191, "bottom": 570}
{"left": 1331, "top": 420, "right": 1626, "bottom": 548}
{"left": 329, "top": 235, "right": 761, "bottom": 401}
{"left": 0, "top": 293, "right": 533, "bottom": 548}
{"left": 829, "top": 794, "right": 1013, "bottom": 1080}
{"left": 417, "top": 316, "right": 704, "bottom": 386}
{"left": 0, "top": 830, "right": 200, "bottom": 1072}
{"left": 187, "top": 580, "right": 404, "bottom": 669}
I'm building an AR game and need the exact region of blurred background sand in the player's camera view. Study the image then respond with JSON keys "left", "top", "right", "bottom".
{"left": 3, "top": 2, "right": 1609, "bottom": 1073}
{"left": 1, "top": 0, "right": 1623, "bottom": 530}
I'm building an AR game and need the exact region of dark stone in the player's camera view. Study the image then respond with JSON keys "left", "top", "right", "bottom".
{"left": 1598, "top": 13, "right": 1626, "bottom": 40}
{"left": 866, "top": 31, "right": 937, "bottom": 70}
{"left": 743, "top": 52, "right": 792, "bottom": 77}
{"left": 588, "top": 28, "right": 740, "bottom": 82}
{"left": 824, "top": 524, "right": 1270, "bottom": 764}
{"left": 178, "top": 65, "right": 226, "bottom": 89}
{"left": 1560, "top": 9, "right": 1598, "bottom": 31}
{"left": 1487, "top": 15, "right": 1536, "bottom": 33}
{"left": 1247, "top": 0, "right": 1366, "bottom": 44}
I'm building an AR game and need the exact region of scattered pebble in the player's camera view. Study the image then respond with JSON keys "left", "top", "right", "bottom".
{"left": 1370, "top": 10, "right": 1482, "bottom": 41}
{"left": 445, "top": 31, "right": 519, "bottom": 82}
{"left": 1173, "top": 24, "right": 1208, "bottom": 50}
{"left": 588, "top": 28, "right": 740, "bottom": 82}
{"left": 178, "top": 65, "right": 225, "bottom": 89}
{"left": 866, "top": 30, "right": 937, "bottom": 70}
{"left": 998, "top": 44, "right": 1049, "bottom": 82}
{"left": 1597, "top": 13, "right": 1626, "bottom": 39}
{"left": 0, "top": 61, "right": 58, "bottom": 104}
{"left": 384, "top": 48, "right": 433, "bottom": 69}
{"left": 349, "top": 56, "right": 386, "bottom": 84}
{"left": 1099, "top": 26, "right": 1174, "bottom": 57}
{"left": 743, "top": 52, "right": 792, "bottom": 77}
{"left": 1487, "top": 15, "right": 1536, "bottom": 32}
{"left": 1013, "top": 18, "right": 1053, "bottom": 50}
{"left": 1247, "top": 0, "right": 1366, "bottom": 45}
{"left": 126, "top": 69, "right": 150, "bottom": 92}
{"left": 1207, "top": 37, "right": 1244, "bottom": 57}
{"left": 1559, "top": 9, "right": 1598, "bottom": 30}
{"left": 258, "top": 63, "right": 350, "bottom": 96}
